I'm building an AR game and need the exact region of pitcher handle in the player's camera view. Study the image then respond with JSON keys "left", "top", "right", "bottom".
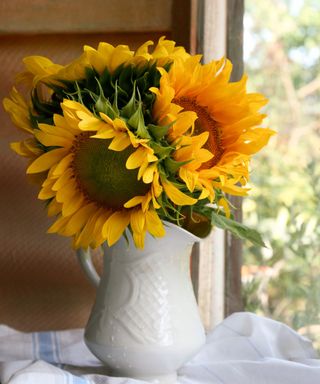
{"left": 77, "top": 248, "right": 100, "bottom": 287}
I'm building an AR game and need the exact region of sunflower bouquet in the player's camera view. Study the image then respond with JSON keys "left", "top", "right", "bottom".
{"left": 3, "top": 37, "right": 274, "bottom": 250}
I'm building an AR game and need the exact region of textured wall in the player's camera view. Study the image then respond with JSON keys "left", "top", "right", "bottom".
{"left": 0, "top": 0, "right": 172, "bottom": 33}
{"left": 0, "top": 29, "right": 169, "bottom": 331}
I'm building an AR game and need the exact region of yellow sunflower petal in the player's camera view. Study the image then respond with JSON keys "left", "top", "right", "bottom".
{"left": 126, "top": 147, "right": 146, "bottom": 169}
{"left": 109, "top": 45, "right": 134, "bottom": 72}
{"left": 90, "top": 210, "right": 112, "bottom": 248}
{"left": 47, "top": 215, "right": 70, "bottom": 234}
{"left": 109, "top": 133, "right": 131, "bottom": 151}
{"left": 62, "top": 194, "right": 84, "bottom": 217}
{"left": 132, "top": 233, "right": 146, "bottom": 249}
{"left": 179, "top": 168, "right": 198, "bottom": 192}
{"left": 62, "top": 203, "right": 97, "bottom": 236}
{"left": 130, "top": 209, "right": 146, "bottom": 236}
{"left": 198, "top": 178, "right": 215, "bottom": 202}
{"left": 130, "top": 209, "right": 147, "bottom": 249}
{"left": 52, "top": 153, "right": 74, "bottom": 177}
{"left": 228, "top": 128, "right": 275, "bottom": 155}
{"left": 52, "top": 168, "right": 74, "bottom": 191}
{"left": 146, "top": 210, "right": 165, "bottom": 237}
{"left": 213, "top": 181, "right": 248, "bottom": 196}
{"left": 169, "top": 111, "right": 197, "bottom": 140}
{"left": 73, "top": 209, "right": 103, "bottom": 249}
{"left": 35, "top": 131, "right": 71, "bottom": 149}
{"left": 78, "top": 115, "right": 106, "bottom": 131}
{"left": 38, "top": 123, "right": 75, "bottom": 140}
{"left": 63, "top": 100, "right": 91, "bottom": 114}
{"left": 55, "top": 181, "right": 77, "bottom": 203}
{"left": 10, "top": 140, "right": 42, "bottom": 158}
{"left": 27, "top": 148, "right": 68, "bottom": 174}
{"left": 135, "top": 40, "right": 153, "bottom": 58}
{"left": 162, "top": 180, "right": 197, "bottom": 206}
{"left": 38, "top": 184, "right": 56, "bottom": 200}
{"left": 102, "top": 211, "right": 131, "bottom": 246}
{"left": 124, "top": 196, "right": 144, "bottom": 208}
{"left": 142, "top": 163, "right": 157, "bottom": 184}
{"left": 91, "top": 129, "right": 115, "bottom": 139}
{"left": 3, "top": 88, "right": 33, "bottom": 133}
{"left": 52, "top": 115, "right": 79, "bottom": 135}
{"left": 23, "top": 56, "right": 63, "bottom": 79}
{"left": 47, "top": 199, "right": 62, "bottom": 217}
{"left": 141, "top": 193, "right": 153, "bottom": 212}
{"left": 84, "top": 43, "right": 113, "bottom": 74}
{"left": 198, "top": 188, "right": 210, "bottom": 200}
{"left": 218, "top": 197, "right": 231, "bottom": 218}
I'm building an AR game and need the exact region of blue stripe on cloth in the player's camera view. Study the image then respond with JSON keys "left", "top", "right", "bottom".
{"left": 38, "top": 331, "right": 56, "bottom": 363}
{"left": 72, "top": 376, "right": 90, "bottom": 384}
{"left": 65, "top": 372, "right": 91, "bottom": 384}
{"left": 53, "top": 331, "right": 62, "bottom": 364}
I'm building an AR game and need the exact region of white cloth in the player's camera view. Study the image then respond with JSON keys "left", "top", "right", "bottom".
{"left": 1, "top": 312, "right": 320, "bottom": 384}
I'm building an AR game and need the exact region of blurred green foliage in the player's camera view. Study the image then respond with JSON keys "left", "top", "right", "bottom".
{"left": 243, "top": 0, "right": 320, "bottom": 347}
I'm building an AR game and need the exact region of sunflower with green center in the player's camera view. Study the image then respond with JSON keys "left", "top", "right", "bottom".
{"left": 3, "top": 37, "right": 274, "bottom": 249}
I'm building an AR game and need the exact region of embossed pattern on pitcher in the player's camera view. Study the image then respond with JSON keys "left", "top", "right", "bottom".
{"left": 108, "top": 252, "right": 172, "bottom": 345}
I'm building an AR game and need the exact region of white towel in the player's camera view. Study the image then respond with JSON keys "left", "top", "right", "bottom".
{"left": 1, "top": 312, "right": 320, "bottom": 384}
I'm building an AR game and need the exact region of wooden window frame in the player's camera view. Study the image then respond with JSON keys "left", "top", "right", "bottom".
{"left": 172, "top": 0, "right": 244, "bottom": 329}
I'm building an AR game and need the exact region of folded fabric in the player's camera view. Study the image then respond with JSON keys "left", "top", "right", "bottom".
{"left": 0, "top": 312, "right": 319, "bottom": 384}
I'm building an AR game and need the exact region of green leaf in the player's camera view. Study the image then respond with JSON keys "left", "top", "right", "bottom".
{"left": 112, "top": 81, "right": 120, "bottom": 115}
{"left": 91, "top": 79, "right": 119, "bottom": 119}
{"left": 143, "top": 92, "right": 155, "bottom": 105}
{"left": 115, "top": 84, "right": 128, "bottom": 100}
{"left": 164, "top": 157, "right": 192, "bottom": 174}
{"left": 121, "top": 84, "right": 137, "bottom": 118}
{"left": 99, "top": 99, "right": 118, "bottom": 119}
{"left": 150, "top": 142, "right": 173, "bottom": 158}
{"left": 127, "top": 102, "right": 150, "bottom": 139}
{"left": 210, "top": 211, "right": 267, "bottom": 247}
{"left": 74, "top": 82, "right": 84, "bottom": 104}
{"left": 148, "top": 122, "right": 173, "bottom": 140}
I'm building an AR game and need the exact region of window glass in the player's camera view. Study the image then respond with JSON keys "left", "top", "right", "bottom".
{"left": 243, "top": 0, "right": 320, "bottom": 350}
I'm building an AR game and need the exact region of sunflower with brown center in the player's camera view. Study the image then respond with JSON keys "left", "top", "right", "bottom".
{"left": 151, "top": 55, "right": 275, "bottom": 209}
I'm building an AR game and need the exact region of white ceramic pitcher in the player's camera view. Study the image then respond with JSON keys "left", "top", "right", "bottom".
{"left": 77, "top": 222, "right": 205, "bottom": 384}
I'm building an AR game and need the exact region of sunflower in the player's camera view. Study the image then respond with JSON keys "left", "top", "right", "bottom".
{"left": 3, "top": 37, "right": 274, "bottom": 249}
{"left": 151, "top": 55, "right": 275, "bottom": 209}
{"left": 26, "top": 99, "right": 164, "bottom": 249}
